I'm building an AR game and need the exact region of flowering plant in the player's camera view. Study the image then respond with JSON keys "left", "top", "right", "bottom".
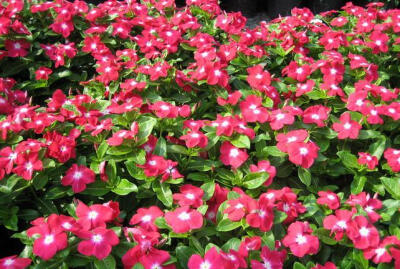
{"left": 1, "top": 0, "right": 400, "bottom": 268}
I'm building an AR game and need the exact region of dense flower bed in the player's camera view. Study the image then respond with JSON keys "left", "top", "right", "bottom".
{"left": 1, "top": 0, "right": 400, "bottom": 268}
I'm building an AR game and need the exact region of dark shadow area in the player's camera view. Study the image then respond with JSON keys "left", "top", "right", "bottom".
{"left": 0, "top": 226, "right": 24, "bottom": 257}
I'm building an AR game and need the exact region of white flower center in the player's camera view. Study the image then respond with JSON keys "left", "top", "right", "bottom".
{"left": 336, "top": 220, "right": 347, "bottom": 229}
{"left": 299, "top": 147, "right": 308, "bottom": 155}
{"left": 92, "top": 234, "right": 103, "bottom": 243}
{"left": 200, "top": 261, "right": 211, "bottom": 269}
{"left": 73, "top": 171, "right": 82, "bottom": 180}
{"left": 4, "top": 259, "right": 14, "bottom": 266}
{"left": 186, "top": 193, "right": 195, "bottom": 200}
{"left": 88, "top": 211, "right": 98, "bottom": 219}
{"left": 343, "top": 123, "right": 351, "bottom": 129}
{"left": 359, "top": 227, "right": 370, "bottom": 237}
{"left": 230, "top": 149, "right": 239, "bottom": 157}
{"left": 44, "top": 234, "right": 54, "bottom": 245}
{"left": 295, "top": 234, "right": 307, "bottom": 245}
{"left": 141, "top": 215, "right": 152, "bottom": 222}
{"left": 178, "top": 212, "right": 190, "bottom": 221}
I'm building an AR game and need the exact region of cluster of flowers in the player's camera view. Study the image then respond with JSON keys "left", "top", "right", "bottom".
{"left": 2, "top": 0, "right": 400, "bottom": 268}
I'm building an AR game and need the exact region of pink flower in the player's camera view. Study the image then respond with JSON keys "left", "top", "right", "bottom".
{"left": 173, "top": 184, "right": 204, "bottom": 208}
{"left": 363, "top": 236, "right": 400, "bottom": 264}
{"left": 4, "top": 39, "right": 30, "bottom": 57}
{"left": 137, "top": 155, "right": 168, "bottom": 177}
{"left": 12, "top": 152, "right": 43, "bottom": 180}
{"left": 323, "top": 209, "right": 353, "bottom": 241}
{"left": 76, "top": 227, "right": 119, "bottom": 260}
{"left": 268, "top": 109, "right": 295, "bottom": 130}
{"left": 61, "top": 164, "right": 95, "bottom": 193}
{"left": 165, "top": 206, "right": 203, "bottom": 233}
{"left": 276, "top": 129, "right": 308, "bottom": 153}
{"left": 188, "top": 247, "right": 226, "bottom": 269}
{"left": 180, "top": 131, "right": 208, "bottom": 148}
{"left": 239, "top": 95, "right": 269, "bottom": 123}
{"left": 246, "top": 195, "right": 274, "bottom": 232}
{"left": 346, "top": 216, "right": 380, "bottom": 250}
{"left": 219, "top": 141, "right": 248, "bottom": 169}
{"left": 250, "top": 247, "right": 286, "bottom": 269}
{"left": 129, "top": 206, "right": 164, "bottom": 232}
{"left": 384, "top": 148, "right": 400, "bottom": 172}
{"left": 35, "top": 67, "right": 52, "bottom": 80}
{"left": 332, "top": 112, "right": 362, "bottom": 139}
{"left": 302, "top": 105, "right": 330, "bottom": 127}
{"left": 286, "top": 141, "right": 319, "bottom": 169}
{"left": 27, "top": 215, "right": 68, "bottom": 260}
{"left": 282, "top": 61, "right": 311, "bottom": 82}
{"left": 282, "top": 221, "right": 320, "bottom": 257}
{"left": 0, "top": 255, "right": 31, "bottom": 269}
{"left": 317, "top": 191, "right": 340, "bottom": 210}
{"left": 358, "top": 152, "right": 378, "bottom": 169}
{"left": 76, "top": 201, "right": 114, "bottom": 230}
{"left": 249, "top": 160, "right": 276, "bottom": 186}
{"left": 247, "top": 65, "right": 271, "bottom": 90}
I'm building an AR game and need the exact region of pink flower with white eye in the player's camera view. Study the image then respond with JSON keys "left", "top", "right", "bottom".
{"left": 75, "top": 201, "right": 113, "bottom": 230}
{"left": 173, "top": 184, "right": 204, "bottom": 208}
{"left": 346, "top": 216, "right": 380, "bottom": 250}
{"left": 317, "top": 191, "right": 340, "bottom": 210}
{"left": 129, "top": 206, "right": 164, "bottom": 232}
{"left": 249, "top": 160, "right": 276, "bottom": 186}
{"left": 282, "top": 221, "right": 320, "bottom": 257}
{"left": 219, "top": 141, "right": 248, "bottom": 169}
{"left": 35, "top": 67, "right": 52, "bottom": 80}
{"left": 188, "top": 247, "right": 226, "bottom": 269}
{"left": 358, "top": 152, "right": 378, "bottom": 170}
{"left": 0, "top": 255, "right": 31, "bottom": 269}
{"left": 302, "top": 105, "right": 330, "bottom": 127}
{"left": 165, "top": 206, "right": 203, "bottom": 233}
{"left": 268, "top": 109, "right": 295, "bottom": 130}
{"left": 180, "top": 130, "right": 208, "bottom": 148}
{"left": 76, "top": 227, "right": 119, "bottom": 260}
{"left": 61, "top": 164, "right": 95, "bottom": 193}
{"left": 239, "top": 95, "right": 269, "bottom": 123}
{"left": 332, "top": 112, "right": 362, "bottom": 139}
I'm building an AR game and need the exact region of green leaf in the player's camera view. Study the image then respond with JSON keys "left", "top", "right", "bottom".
{"left": 137, "top": 116, "right": 157, "bottom": 142}
{"left": 230, "top": 134, "right": 251, "bottom": 149}
{"left": 125, "top": 161, "right": 147, "bottom": 180}
{"left": 153, "top": 181, "right": 173, "bottom": 208}
{"left": 187, "top": 159, "right": 220, "bottom": 171}
{"left": 154, "top": 137, "right": 167, "bottom": 157}
{"left": 293, "top": 262, "right": 307, "bottom": 269}
{"left": 263, "top": 146, "right": 286, "bottom": 157}
{"left": 94, "top": 255, "right": 116, "bottom": 269}
{"left": 298, "top": 167, "right": 311, "bottom": 186}
{"left": 216, "top": 218, "right": 242, "bottom": 232}
{"left": 130, "top": 149, "right": 146, "bottom": 165}
{"left": 33, "top": 174, "right": 48, "bottom": 190}
{"left": 337, "top": 151, "right": 360, "bottom": 169}
{"left": 201, "top": 181, "right": 215, "bottom": 201}
{"left": 381, "top": 177, "right": 400, "bottom": 199}
{"left": 107, "top": 145, "right": 133, "bottom": 155}
{"left": 274, "top": 211, "right": 287, "bottom": 224}
{"left": 351, "top": 175, "right": 367, "bottom": 194}
{"left": 369, "top": 136, "right": 387, "bottom": 160}
{"left": 358, "top": 130, "right": 381, "bottom": 140}
{"left": 112, "top": 179, "right": 138, "bottom": 195}
{"left": 97, "top": 141, "right": 109, "bottom": 159}
{"left": 221, "top": 238, "right": 241, "bottom": 252}
{"left": 167, "top": 145, "right": 189, "bottom": 155}
{"left": 176, "top": 246, "right": 196, "bottom": 269}
{"left": 81, "top": 181, "right": 110, "bottom": 196}
{"left": 242, "top": 172, "right": 268, "bottom": 189}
